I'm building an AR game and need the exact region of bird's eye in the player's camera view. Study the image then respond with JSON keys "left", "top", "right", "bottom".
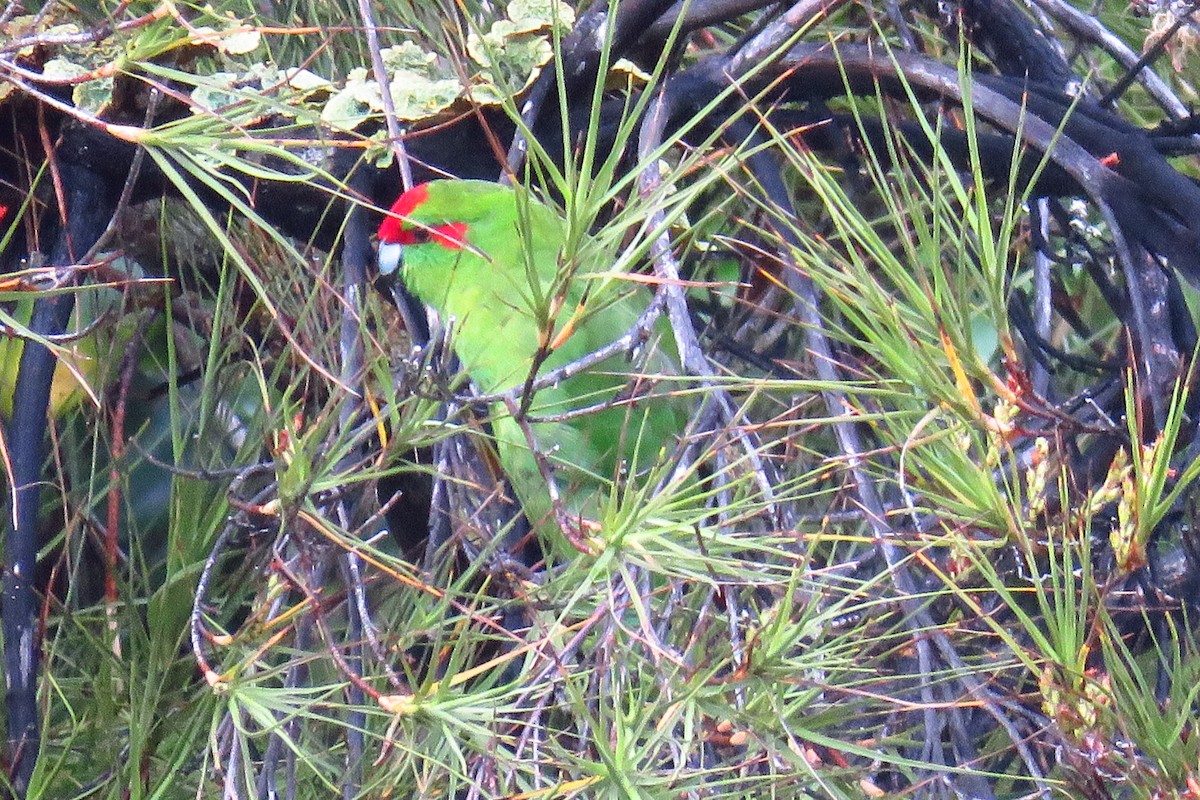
{"left": 408, "top": 227, "right": 431, "bottom": 244}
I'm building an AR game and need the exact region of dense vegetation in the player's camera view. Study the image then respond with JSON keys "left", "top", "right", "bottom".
{"left": 2, "top": 0, "right": 1200, "bottom": 797}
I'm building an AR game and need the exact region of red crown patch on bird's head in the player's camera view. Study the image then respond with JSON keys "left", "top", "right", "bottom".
{"left": 378, "top": 182, "right": 467, "bottom": 250}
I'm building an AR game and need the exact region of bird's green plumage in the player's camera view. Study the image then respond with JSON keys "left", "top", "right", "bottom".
{"left": 379, "top": 180, "right": 684, "bottom": 538}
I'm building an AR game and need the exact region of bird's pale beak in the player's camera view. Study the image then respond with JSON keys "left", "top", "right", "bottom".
{"left": 378, "top": 241, "right": 402, "bottom": 276}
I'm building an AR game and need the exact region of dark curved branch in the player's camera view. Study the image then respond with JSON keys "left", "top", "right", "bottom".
{"left": 694, "top": 41, "right": 1195, "bottom": 420}
{"left": 4, "top": 161, "right": 114, "bottom": 796}
{"left": 951, "top": 0, "right": 1078, "bottom": 90}
{"left": 504, "top": 0, "right": 681, "bottom": 173}
{"left": 645, "top": 0, "right": 781, "bottom": 39}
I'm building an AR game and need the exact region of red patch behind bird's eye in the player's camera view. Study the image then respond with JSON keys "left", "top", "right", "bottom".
{"left": 377, "top": 182, "right": 467, "bottom": 250}
{"left": 428, "top": 222, "right": 467, "bottom": 249}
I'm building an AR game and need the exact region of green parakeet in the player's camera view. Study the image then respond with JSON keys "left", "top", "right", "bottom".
{"left": 377, "top": 180, "right": 684, "bottom": 547}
